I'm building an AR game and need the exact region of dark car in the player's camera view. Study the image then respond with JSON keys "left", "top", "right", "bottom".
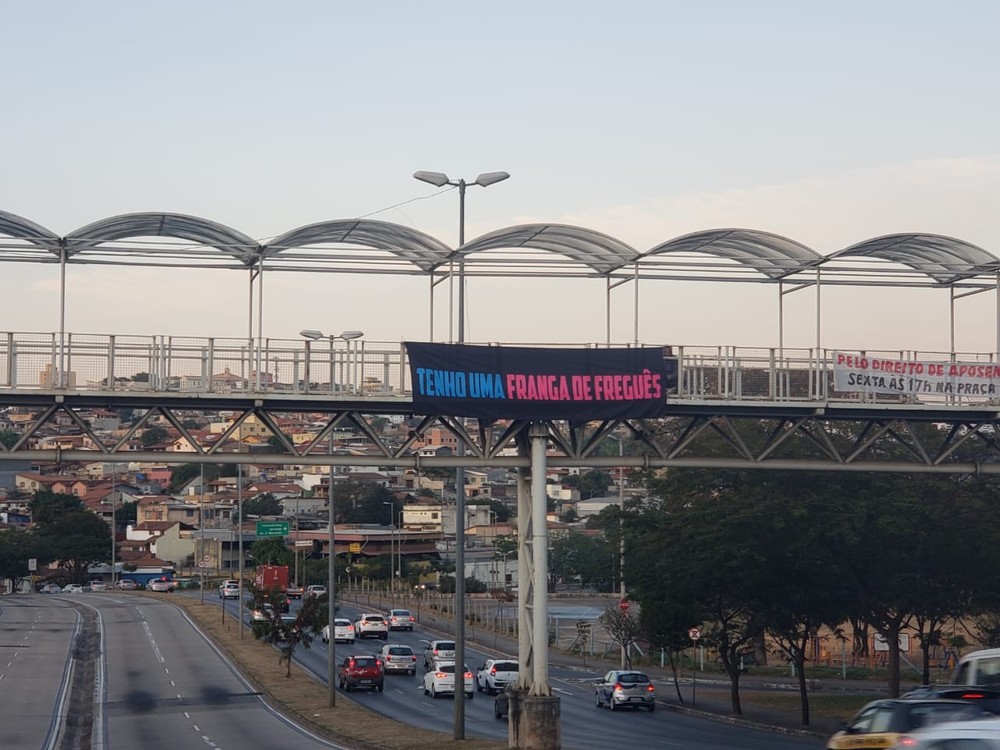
{"left": 826, "top": 698, "right": 991, "bottom": 749}
{"left": 337, "top": 655, "right": 384, "bottom": 693}
{"left": 902, "top": 684, "right": 1000, "bottom": 715}
{"left": 495, "top": 685, "right": 514, "bottom": 720}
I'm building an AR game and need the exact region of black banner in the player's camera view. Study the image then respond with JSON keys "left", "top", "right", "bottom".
{"left": 406, "top": 342, "right": 676, "bottom": 420}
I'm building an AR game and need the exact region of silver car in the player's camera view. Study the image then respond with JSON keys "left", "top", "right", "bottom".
{"left": 595, "top": 670, "right": 656, "bottom": 712}
{"left": 423, "top": 639, "right": 456, "bottom": 670}
{"left": 380, "top": 643, "right": 417, "bottom": 675}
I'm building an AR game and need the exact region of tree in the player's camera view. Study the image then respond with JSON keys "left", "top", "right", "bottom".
{"left": 549, "top": 532, "right": 616, "bottom": 592}
{"left": 331, "top": 480, "right": 396, "bottom": 525}
{"left": 34, "top": 510, "right": 111, "bottom": 583}
{"left": 169, "top": 463, "right": 222, "bottom": 493}
{"left": 29, "top": 491, "right": 84, "bottom": 524}
{"left": 0, "top": 529, "right": 37, "bottom": 590}
{"left": 599, "top": 606, "right": 644, "bottom": 669}
{"left": 249, "top": 537, "right": 293, "bottom": 567}
{"left": 242, "top": 492, "right": 283, "bottom": 517}
{"left": 0, "top": 430, "right": 18, "bottom": 449}
{"left": 141, "top": 426, "right": 169, "bottom": 447}
{"left": 246, "top": 581, "right": 322, "bottom": 678}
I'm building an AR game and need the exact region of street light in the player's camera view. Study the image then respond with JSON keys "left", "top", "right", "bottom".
{"left": 299, "top": 330, "right": 365, "bottom": 395}
{"left": 383, "top": 501, "right": 394, "bottom": 594}
{"left": 413, "top": 168, "right": 509, "bottom": 740}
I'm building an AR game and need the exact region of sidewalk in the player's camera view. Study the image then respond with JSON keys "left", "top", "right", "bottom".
{"left": 344, "top": 592, "right": 880, "bottom": 741}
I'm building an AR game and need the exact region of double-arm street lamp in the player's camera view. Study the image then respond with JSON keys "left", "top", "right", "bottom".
{"left": 300, "top": 328, "right": 363, "bottom": 708}
{"left": 413, "top": 169, "right": 509, "bottom": 740}
{"left": 299, "top": 329, "right": 364, "bottom": 395}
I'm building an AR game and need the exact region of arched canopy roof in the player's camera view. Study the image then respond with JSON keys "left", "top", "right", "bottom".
{"left": 64, "top": 212, "right": 258, "bottom": 264}
{"left": 264, "top": 219, "right": 452, "bottom": 272}
{"left": 0, "top": 210, "right": 60, "bottom": 258}
{"left": 457, "top": 224, "right": 640, "bottom": 275}
{"left": 824, "top": 233, "right": 1000, "bottom": 284}
{"left": 642, "top": 229, "right": 823, "bottom": 280}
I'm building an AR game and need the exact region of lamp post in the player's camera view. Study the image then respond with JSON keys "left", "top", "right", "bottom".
{"left": 299, "top": 330, "right": 364, "bottom": 395}
{"left": 413, "top": 168, "right": 509, "bottom": 740}
{"left": 300, "top": 329, "right": 362, "bottom": 708}
{"left": 383, "top": 501, "right": 394, "bottom": 595}
{"left": 618, "top": 432, "right": 626, "bottom": 669}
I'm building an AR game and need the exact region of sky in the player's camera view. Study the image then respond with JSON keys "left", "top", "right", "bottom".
{"left": 3, "top": 0, "right": 1000, "bottom": 355}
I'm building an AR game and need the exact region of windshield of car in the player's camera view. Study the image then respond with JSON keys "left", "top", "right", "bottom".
{"left": 388, "top": 647, "right": 413, "bottom": 655}
{"left": 494, "top": 661, "right": 519, "bottom": 672}
{"left": 334, "top": 619, "right": 352, "bottom": 626}
{"left": 439, "top": 664, "right": 455, "bottom": 674}
{"left": 391, "top": 610, "right": 411, "bottom": 616}
{"left": 353, "top": 657, "right": 377, "bottom": 668}
{"left": 364, "top": 615, "right": 385, "bottom": 622}
{"left": 907, "top": 703, "right": 985, "bottom": 729}
{"left": 436, "top": 642, "right": 455, "bottom": 651}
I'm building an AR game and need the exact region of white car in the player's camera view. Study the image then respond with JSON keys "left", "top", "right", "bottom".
{"left": 476, "top": 658, "right": 519, "bottom": 695}
{"left": 219, "top": 582, "right": 240, "bottom": 599}
{"left": 895, "top": 716, "right": 1000, "bottom": 747}
{"left": 321, "top": 618, "right": 356, "bottom": 644}
{"left": 306, "top": 585, "right": 327, "bottom": 598}
{"left": 423, "top": 662, "right": 474, "bottom": 700}
{"left": 354, "top": 613, "right": 389, "bottom": 640}
{"left": 62, "top": 583, "right": 84, "bottom": 594}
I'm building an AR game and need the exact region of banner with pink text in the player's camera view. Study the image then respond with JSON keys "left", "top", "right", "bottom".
{"left": 833, "top": 351, "right": 1000, "bottom": 397}
{"left": 406, "top": 342, "right": 676, "bottom": 420}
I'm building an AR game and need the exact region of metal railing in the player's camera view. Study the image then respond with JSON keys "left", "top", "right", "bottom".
{"left": 0, "top": 332, "right": 996, "bottom": 408}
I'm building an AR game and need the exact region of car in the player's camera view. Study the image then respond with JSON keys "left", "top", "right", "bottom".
{"left": 355, "top": 613, "right": 389, "bottom": 640}
{"left": 423, "top": 662, "right": 474, "bottom": 700}
{"left": 338, "top": 654, "right": 384, "bottom": 692}
{"left": 495, "top": 685, "right": 515, "bottom": 720}
{"left": 116, "top": 579, "right": 138, "bottom": 591}
{"left": 476, "top": 658, "right": 519, "bottom": 695}
{"left": 39, "top": 583, "right": 63, "bottom": 594}
{"left": 286, "top": 584, "right": 304, "bottom": 599}
{"left": 251, "top": 604, "right": 275, "bottom": 623}
{"left": 423, "top": 639, "right": 456, "bottom": 670}
{"left": 62, "top": 584, "right": 84, "bottom": 593}
{"left": 148, "top": 578, "right": 175, "bottom": 592}
{"left": 322, "top": 618, "right": 355, "bottom": 644}
{"left": 380, "top": 643, "right": 418, "bottom": 675}
{"left": 219, "top": 582, "right": 240, "bottom": 599}
{"left": 306, "top": 584, "right": 327, "bottom": 598}
{"left": 386, "top": 608, "right": 415, "bottom": 631}
{"left": 87, "top": 580, "right": 107, "bottom": 592}
{"left": 903, "top": 684, "right": 1000, "bottom": 714}
{"left": 894, "top": 716, "right": 1000, "bottom": 748}
{"left": 595, "top": 670, "right": 656, "bottom": 712}
{"left": 825, "top": 698, "right": 990, "bottom": 749}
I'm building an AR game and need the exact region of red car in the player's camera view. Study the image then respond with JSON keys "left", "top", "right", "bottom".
{"left": 337, "top": 655, "right": 384, "bottom": 692}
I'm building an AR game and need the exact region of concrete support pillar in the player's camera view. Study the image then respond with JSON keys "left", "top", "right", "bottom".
{"left": 509, "top": 689, "right": 561, "bottom": 750}
{"left": 529, "top": 422, "right": 550, "bottom": 696}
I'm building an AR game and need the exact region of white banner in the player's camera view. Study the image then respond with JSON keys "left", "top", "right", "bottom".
{"left": 833, "top": 351, "right": 1000, "bottom": 397}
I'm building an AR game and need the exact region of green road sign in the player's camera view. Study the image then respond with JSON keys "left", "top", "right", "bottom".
{"left": 256, "top": 520, "right": 290, "bottom": 537}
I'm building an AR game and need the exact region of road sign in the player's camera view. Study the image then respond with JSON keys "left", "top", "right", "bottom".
{"left": 198, "top": 562, "right": 206, "bottom": 568}
{"left": 256, "top": 520, "right": 290, "bottom": 537}
{"left": 619, "top": 598, "right": 630, "bottom": 613}
{"left": 689, "top": 627, "right": 701, "bottom": 641}
{"left": 349, "top": 542, "right": 362, "bottom": 554}
{"left": 27, "top": 558, "right": 37, "bottom": 571}
{"left": 294, "top": 540, "right": 312, "bottom": 548}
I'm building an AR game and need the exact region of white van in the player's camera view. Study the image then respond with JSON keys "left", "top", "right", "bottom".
{"left": 953, "top": 648, "right": 1000, "bottom": 687}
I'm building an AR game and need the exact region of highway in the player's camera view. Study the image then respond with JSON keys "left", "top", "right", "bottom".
{"left": 218, "top": 593, "right": 825, "bottom": 750}
{"left": 0, "top": 591, "right": 825, "bottom": 749}
{"left": 0, "top": 593, "right": 349, "bottom": 750}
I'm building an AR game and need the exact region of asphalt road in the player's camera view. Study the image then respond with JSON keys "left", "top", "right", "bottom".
{"left": 0, "top": 596, "right": 78, "bottom": 750}
{"left": 0, "top": 592, "right": 350, "bottom": 750}
{"left": 216, "top": 593, "right": 825, "bottom": 750}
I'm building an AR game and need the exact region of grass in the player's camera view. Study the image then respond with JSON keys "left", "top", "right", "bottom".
{"left": 162, "top": 595, "right": 506, "bottom": 750}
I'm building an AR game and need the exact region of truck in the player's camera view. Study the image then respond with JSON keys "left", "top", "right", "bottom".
{"left": 254, "top": 564, "right": 289, "bottom": 593}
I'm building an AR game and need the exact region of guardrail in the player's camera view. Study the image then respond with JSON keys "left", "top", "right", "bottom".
{"left": 0, "top": 332, "right": 996, "bottom": 407}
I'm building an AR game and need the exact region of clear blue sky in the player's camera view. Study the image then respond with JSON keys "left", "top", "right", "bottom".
{"left": 3, "top": 1, "right": 999, "bottom": 351}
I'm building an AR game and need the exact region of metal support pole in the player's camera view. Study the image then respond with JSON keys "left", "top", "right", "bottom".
{"left": 529, "top": 423, "right": 551, "bottom": 696}
{"left": 619, "top": 435, "right": 626, "bottom": 670}
{"left": 328, "top": 462, "right": 337, "bottom": 707}
{"left": 453, "top": 178, "right": 468, "bottom": 739}
{"left": 516, "top": 460, "right": 533, "bottom": 689}
{"left": 238, "top": 462, "right": 244, "bottom": 639}
{"left": 200, "top": 464, "right": 205, "bottom": 604}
